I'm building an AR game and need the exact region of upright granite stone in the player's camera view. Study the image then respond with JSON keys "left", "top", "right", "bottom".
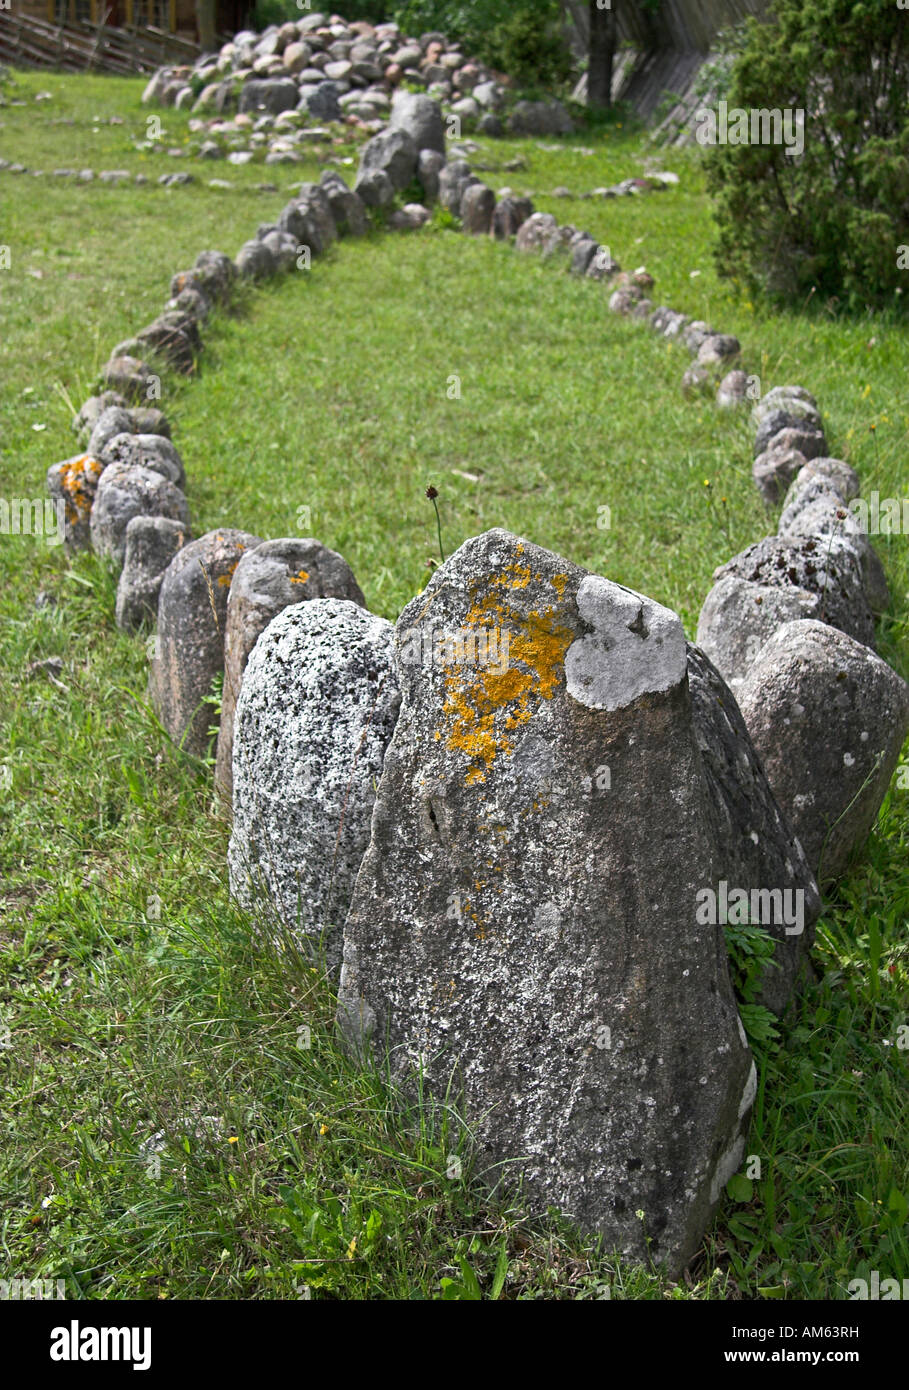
{"left": 149, "top": 528, "right": 261, "bottom": 756}
{"left": 228, "top": 599, "right": 400, "bottom": 974}
{"left": 215, "top": 538, "right": 366, "bottom": 798}
{"left": 100, "top": 433, "right": 186, "bottom": 490}
{"left": 337, "top": 529, "right": 755, "bottom": 1278}
{"left": 736, "top": 620, "right": 909, "bottom": 883}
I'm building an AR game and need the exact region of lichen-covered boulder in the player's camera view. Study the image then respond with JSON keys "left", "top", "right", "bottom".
{"left": 45, "top": 454, "right": 104, "bottom": 551}
{"left": 337, "top": 528, "right": 756, "bottom": 1279}
{"left": 228, "top": 598, "right": 400, "bottom": 973}
{"left": 90, "top": 462, "right": 190, "bottom": 567}
{"left": 777, "top": 487, "right": 889, "bottom": 614}
{"left": 215, "top": 538, "right": 366, "bottom": 798}
{"left": 736, "top": 620, "right": 909, "bottom": 883}
{"left": 149, "top": 528, "right": 261, "bottom": 756}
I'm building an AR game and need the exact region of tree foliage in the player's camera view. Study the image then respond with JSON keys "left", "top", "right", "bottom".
{"left": 706, "top": 0, "right": 909, "bottom": 313}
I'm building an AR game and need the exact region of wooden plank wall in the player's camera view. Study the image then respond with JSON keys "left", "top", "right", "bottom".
{"left": 0, "top": 12, "right": 200, "bottom": 71}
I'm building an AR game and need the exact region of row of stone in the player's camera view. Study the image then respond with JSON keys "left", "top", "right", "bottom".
{"left": 41, "top": 90, "right": 908, "bottom": 1280}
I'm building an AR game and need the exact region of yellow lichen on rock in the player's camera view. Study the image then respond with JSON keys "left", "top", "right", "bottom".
{"left": 440, "top": 567, "right": 574, "bottom": 785}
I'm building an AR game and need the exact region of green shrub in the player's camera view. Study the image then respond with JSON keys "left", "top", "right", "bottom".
{"left": 393, "top": 0, "right": 572, "bottom": 89}
{"left": 705, "top": 0, "right": 909, "bottom": 314}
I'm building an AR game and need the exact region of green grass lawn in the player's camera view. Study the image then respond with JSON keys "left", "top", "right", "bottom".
{"left": 0, "top": 68, "right": 907, "bottom": 1300}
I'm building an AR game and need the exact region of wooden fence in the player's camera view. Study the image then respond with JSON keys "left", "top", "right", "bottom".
{"left": 0, "top": 12, "right": 201, "bottom": 73}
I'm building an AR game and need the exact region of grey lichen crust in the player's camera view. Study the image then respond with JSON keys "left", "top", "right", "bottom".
{"left": 228, "top": 598, "right": 400, "bottom": 976}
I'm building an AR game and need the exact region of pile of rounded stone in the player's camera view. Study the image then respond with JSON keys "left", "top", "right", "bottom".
{"left": 141, "top": 10, "right": 574, "bottom": 140}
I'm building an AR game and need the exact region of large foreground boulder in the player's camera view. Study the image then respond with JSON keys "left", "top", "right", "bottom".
{"left": 215, "top": 538, "right": 366, "bottom": 798}
{"left": 149, "top": 528, "right": 262, "bottom": 756}
{"left": 337, "top": 529, "right": 757, "bottom": 1278}
{"left": 736, "top": 620, "right": 909, "bottom": 883}
{"left": 228, "top": 599, "right": 400, "bottom": 974}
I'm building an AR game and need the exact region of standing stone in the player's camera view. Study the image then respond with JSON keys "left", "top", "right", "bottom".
{"left": 278, "top": 183, "right": 337, "bottom": 254}
{"left": 236, "top": 239, "right": 277, "bottom": 278}
{"left": 115, "top": 515, "right": 190, "bottom": 632}
{"left": 491, "top": 196, "right": 533, "bottom": 240}
{"left": 215, "top": 538, "right": 366, "bottom": 798}
{"left": 514, "top": 211, "right": 561, "bottom": 255}
{"left": 388, "top": 91, "right": 445, "bottom": 154}
{"left": 756, "top": 424, "right": 827, "bottom": 462}
{"left": 782, "top": 458, "right": 860, "bottom": 510}
{"left": 752, "top": 446, "right": 807, "bottom": 505}
{"left": 358, "top": 127, "right": 417, "bottom": 192}
{"left": 337, "top": 529, "right": 755, "bottom": 1278}
{"left": 72, "top": 392, "right": 127, "bottom": 438}
{"left": 90, "top": 462, "right": 190, "bottom": 567}
{"left": 319, "top": 171, "right": 368, "bottom": 236}
{"left": 100, "top": 433, "right": 186, "bottom": 489}
{"left": 687, "top": 644, "right": 821, "bottom": 1017}
{"left": 697, "top": 335, "right": 741, "bottom": 369}
{"left": 777, "top": 486, "right": 889, "bottom": 614}
{"left": 46, "top": 454, "right": 104, "bottom": 551}
{"left": 353, "top": 167, "right": 394, "bottom": 208}
{"left": 88, "top": 407, "right": 136, "bottom": 459}
{"left": 438, "top": 159, "right": 475, "bottom": 215}
{"left": 228, "top": 599, "right": 400, "bottom": 974}
{"left": 459, "top": 183, "right": 494, "bottom": 234}
{"left": 736, "top": 620, "right": 909, "bottom": 882}
{"left": 416, "top": 148, "right": 446, "bottom": 203}
{"left": 712, "top": 535, "right": 875, "bottom": 651}
{"left": 716, "top": 370, "right": 749, "bottom": 408}
{"left": 696, "top": 575, "right": 822, "bottom": 692}
{"left": 149, "top": 529, "right": 261, "bottom": 757}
